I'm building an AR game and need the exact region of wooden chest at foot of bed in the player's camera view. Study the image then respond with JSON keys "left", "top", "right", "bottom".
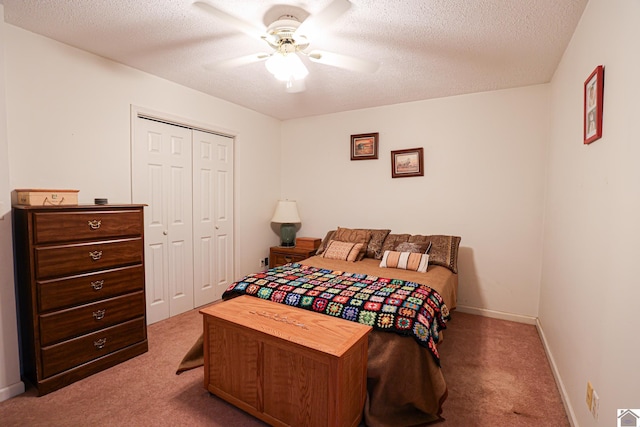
{"left": 201, "top": 296, "right": 372, "bottom": 427}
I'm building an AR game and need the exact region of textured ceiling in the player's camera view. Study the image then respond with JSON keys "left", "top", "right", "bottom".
{"left": 1, "top": 0, "right": 587, "bottom": 120}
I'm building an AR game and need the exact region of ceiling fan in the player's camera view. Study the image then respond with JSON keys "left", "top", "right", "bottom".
{"left": 194, "top": 0, "right": 379, "bottom": 93}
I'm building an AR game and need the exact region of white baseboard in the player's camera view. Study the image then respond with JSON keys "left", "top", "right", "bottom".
{"left": 0, "top": 380, "right": 25, "bottom": 402}
{"left": 455, "top": 304, "right": 537, "bottom": 325}
{"left": 536, "top": 318, "right": 578, "bottom": 427}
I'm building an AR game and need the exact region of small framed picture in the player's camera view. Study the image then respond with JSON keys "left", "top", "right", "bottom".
{"left": 391, "top": 148, "right": 424, "bottom": 178}
{"left": 350, "top": 133, "right": 379, "bottom": 160}
{"left": 584, "top": 65, "right": 604, "bottom": 144}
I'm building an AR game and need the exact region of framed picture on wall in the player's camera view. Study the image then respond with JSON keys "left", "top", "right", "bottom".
{"left": 584, "top": 65, "right": 604, "bottom": 144}
{"left": 350, "top": 133, "right": 379, "bottom": 160}
{"left": 391, "top": 148, "right": 424, "bottom": 178}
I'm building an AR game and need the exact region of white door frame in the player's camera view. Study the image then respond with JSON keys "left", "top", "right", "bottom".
{"left": 130, "top": 105, "right": 238, "bottom": 312}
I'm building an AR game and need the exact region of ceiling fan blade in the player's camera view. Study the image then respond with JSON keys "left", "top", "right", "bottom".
{"left": 296, "top": 0, "right": 351, "bottom": 38}
{"left": 307, "top": 50, "right": 379, "bottom": 74}
{"left": 203, "top": 53, "right": 270, "bottom": 70}
{"left": 193, "top": 1, "right": 264, "bottom": 40}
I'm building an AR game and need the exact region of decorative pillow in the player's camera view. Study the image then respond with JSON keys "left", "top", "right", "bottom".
{"left": 395, "top": 241, "right": 432, "bottom": 254}
{"left": 321, "top": 240, "right": 364, "bottom": 262}
{"left": 365, "top": 229, "right": 391, "bottom": 259}
{"left": 331, "top": 227, "right": 372, "bottom": 260}
{"left": 315, "top": 230, "right": 336, "bottom": 255}
{"left": 408, "top": 235, "right": 461, "bottom": 273}
{"left": 381, "top": 234, "right": 411, "bottom": 254}
{"left": 379, "top": 250, "right": 429, "bottom": 273}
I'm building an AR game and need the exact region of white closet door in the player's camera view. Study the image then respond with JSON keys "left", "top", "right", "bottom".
{"left": 133, "top": 118, "right": 194, "bottom": 324}
{"left": 193, "top": 130, "right": 234, "bottom": 306}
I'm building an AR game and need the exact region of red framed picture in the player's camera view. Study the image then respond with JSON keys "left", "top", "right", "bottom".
{"left": 584, "top": 65, "right": 604, "bottom": 144}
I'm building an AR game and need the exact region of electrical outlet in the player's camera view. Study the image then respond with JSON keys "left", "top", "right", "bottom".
{"left": 259, "top": 258, "right": 265, "bottom": 268}
{"left": 586, "top": 381, "right": 593, "bottom": 411}
{"left": 591, "top": 390, "right": 599, "bottom": 419}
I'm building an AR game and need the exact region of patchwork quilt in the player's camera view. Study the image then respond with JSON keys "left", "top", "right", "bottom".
{"left": 223, "top": 262, "right": 450, "bottom": 365}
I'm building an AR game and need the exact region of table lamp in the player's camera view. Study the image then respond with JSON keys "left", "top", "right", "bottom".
{"left": 271, "top": 200, "right": 301, "bottom": 247}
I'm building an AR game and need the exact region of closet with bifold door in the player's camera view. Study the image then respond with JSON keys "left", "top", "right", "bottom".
{"left": 133, "top": 114, "right": 234, "bottom": 324}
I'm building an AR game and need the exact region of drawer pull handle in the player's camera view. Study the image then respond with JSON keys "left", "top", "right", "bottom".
{"left": 91, "top": 280, "right": 104, "bottom": 291}
{"left": 284, "top": 256, "right": 293, "bottom": 263}
{"left": 94, "top": 338, "right": 107, "bottom": 349}
{"left": 87, "top": 220, "right": 102, "bottom": 230}
{"left": 89, "top": 250, "right": 103, "bottom": 261}
{"left": 93, "top": 309, "right": 106, "bottom": 320}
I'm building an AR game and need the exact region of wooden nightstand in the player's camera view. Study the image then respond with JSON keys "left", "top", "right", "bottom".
{"left": 269, "top": 245, "right": 317, "bottom": 268}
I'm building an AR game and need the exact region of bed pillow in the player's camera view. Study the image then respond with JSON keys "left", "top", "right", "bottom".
{"left": 315, "top": 230, "right": 336, "bottom": 255}
{"left": 395, "top": 241, "right": 432, "bottom": 254}
{"left": 321, "top": 240, "right": 364, "bottom": 262}
{"left": 379, "top": 250, "right": 429, "bottom": 273}
{"left": 331, "top": 227, "right": 372, "bottom": 260}
{"left": 316, "top": 228, "right": 389, "bottom": 260}
{"left": 381, "top": 234, "right": 411, "bottom": 254}
{"left": 408, "top": 235, "right": 461, "bottom": 273}
{"left": 365, "top": 229, "right": 391, "bottom": 259}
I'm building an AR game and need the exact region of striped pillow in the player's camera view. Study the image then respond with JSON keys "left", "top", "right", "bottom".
{"left": 322, "top": 240, "right": 364, "bottom": 262}
{"left": 379, "top": 250, "right": 429, "bottom": 273}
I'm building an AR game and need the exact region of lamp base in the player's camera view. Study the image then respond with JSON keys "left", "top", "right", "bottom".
{"left": 279, "top": 223, "right": 296, "bottom": 247}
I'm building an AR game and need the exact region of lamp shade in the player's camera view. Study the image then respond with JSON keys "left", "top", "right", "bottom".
{"left": 271, "top": 200, "right": 301, "bottom": 224}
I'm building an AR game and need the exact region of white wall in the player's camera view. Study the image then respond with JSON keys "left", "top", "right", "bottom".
{"left": 5, "top": 3, "right": 638, "bottom": 420}
{"left": 0, "top": 5, "right": 25, "bottom": 402}
{"left": 539, "top": 0, "right": 640, "bottom": 425}
{"left": 281, "top": 85, "right": 549, "bottom": 319}
{"left": 0, "top": 23, "right": 282, "bottom": 401}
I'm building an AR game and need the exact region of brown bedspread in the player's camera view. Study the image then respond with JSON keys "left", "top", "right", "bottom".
{"left": 177, "top": 256, "right": 457, "bottom": 427}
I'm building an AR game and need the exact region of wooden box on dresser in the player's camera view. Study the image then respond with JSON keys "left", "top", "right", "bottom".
{"left": 12, "top": 204, "right": 148, "bottom": 395}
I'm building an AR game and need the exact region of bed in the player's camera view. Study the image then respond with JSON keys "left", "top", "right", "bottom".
{"left": 178, "top": 228, "right": 461, "bottom": 427}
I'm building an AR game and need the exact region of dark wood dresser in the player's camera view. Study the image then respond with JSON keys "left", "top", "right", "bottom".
{"left": 12, "top": 204, "right": 148, "bottom": 395}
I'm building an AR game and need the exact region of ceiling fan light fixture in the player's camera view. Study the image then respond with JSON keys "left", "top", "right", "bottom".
{"left": 265, "top": 52, "right": 309, "bottom": 82}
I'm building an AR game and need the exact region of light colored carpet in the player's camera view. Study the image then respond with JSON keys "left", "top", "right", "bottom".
{"left": 0, "top": 308, "right": 568, "bottom": 426}
{"left": 437, "top": 313, "right": 569, "bottom": 426}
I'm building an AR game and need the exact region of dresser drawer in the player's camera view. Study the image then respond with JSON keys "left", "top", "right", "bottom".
{"left": 35, "top": 238, "right": 143, "bottom": 279}
{"left": 39, "top": 291, "right": 145, "bottom": 346}
{"left": 33, "top": 210, "right": 143, "bottom": 244}
{"left": 41, "top": 317, "right": 146, "bottom": 378}
{"left": 38, "top": 265, "right": 144, "bottom": 312}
